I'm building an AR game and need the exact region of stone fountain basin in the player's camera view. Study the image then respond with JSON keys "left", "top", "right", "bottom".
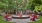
{"left": 12, "top": 15, "right": 29, "bottom": 17}
{"left": 12, "top": 15, "right": 30, "bottom": 19}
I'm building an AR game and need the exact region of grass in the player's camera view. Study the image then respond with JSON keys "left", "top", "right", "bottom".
{"left": 29, "top": 16, "right": 42, "bottom": 23}
{"left": 0, "top": 16, "right": 15, "bottom": 23}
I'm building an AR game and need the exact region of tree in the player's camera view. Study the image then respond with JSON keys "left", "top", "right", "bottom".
{"left": 0, "top": 0, "right": 8, "bottom": 10}
{"left": 32, "top": 0, "right": 41, "bottom": 5}
{"left": 34, "top": 5, "right": 42, "bottom": 12}
{"left": 32, "top": 0, "right": 42, "bottom": 12}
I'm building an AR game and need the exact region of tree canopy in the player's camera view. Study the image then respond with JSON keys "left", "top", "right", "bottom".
{"left": 0, "top": 0, "right": 42, "bottom": 12}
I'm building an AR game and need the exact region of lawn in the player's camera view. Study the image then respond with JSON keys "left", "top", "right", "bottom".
{"left": 0, "top": 16, "right": 42, "bottom": 23}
